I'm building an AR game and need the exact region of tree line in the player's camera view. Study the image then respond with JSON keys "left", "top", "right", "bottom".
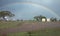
{"left": 0, "top": 11, "right": 60, "bottom": 22}
{"left": 34, "top": 15, "right": 58, "bottom": 22}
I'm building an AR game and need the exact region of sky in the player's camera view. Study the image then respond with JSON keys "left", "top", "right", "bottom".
{"left": 0, "top": 0, "right": 60, "bottom": 20}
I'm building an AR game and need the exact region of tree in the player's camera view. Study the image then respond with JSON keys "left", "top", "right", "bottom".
{"left": 39, "top": 15, "right": 46, "bottom": 22}
{"left": 0, "top": 11, "right": 15, "bottom": 21}
{"left": 34, "top": 15, "right": 46, "bottom": 22}
{"left": 59, "top": 19, "right": 60, "bottom": 21}
{"left": 50, "top": 17, "right": 57, "bottom": 22}
{"left": 34, "top": 16, "right": 40, "bottom": 21}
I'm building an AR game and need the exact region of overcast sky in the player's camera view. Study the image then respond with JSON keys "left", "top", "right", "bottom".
{"left": 0, "top": 0, "right": 60, "bottom": 20}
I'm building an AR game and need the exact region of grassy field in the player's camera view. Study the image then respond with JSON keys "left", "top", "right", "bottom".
{"left": 0, "top": 21, "right": 24, "bottom": 29}
{"left": 0, "top": 20, "right": 38, "bottom": 29}
{"left": 1, "top": 28, "right": 60, "bottom": 36}
{"left": 0, "top": 21, "right": 60, "bottom": 36}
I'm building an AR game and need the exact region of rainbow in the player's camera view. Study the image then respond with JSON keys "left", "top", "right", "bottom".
{"left": 2, "top": 2, "right": 60, "bottom": 19}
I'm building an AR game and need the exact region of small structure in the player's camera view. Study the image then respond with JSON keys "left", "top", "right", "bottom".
{"left": 47, "top": 18, "right": 50, "bottom": 22}
{"left": 6, "top": 19, "right": 9, "bottom": 21}
{"left": 42, "top": 18, "right": 50, "bottom": 22}
{"left": 42, "top": 18, "right": 46, "bottom": 22}
{"left": 4, "top": 16, "right": 9, "bottom": 21}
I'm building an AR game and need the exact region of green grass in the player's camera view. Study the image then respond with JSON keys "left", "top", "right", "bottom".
{"left": 7, "top": 32, "right": 28, "bottom": 36}
{"left": 0, "top": 21, "right": 23, "bottom": 29}
{"left": 0, "top": 20, "right": 37, "bottom": 29}
{"left": 0, "top": 28, "right": 60, "bottom": 36}
{"left": 0, "top": 21, "right": 60, "bottom": 36}
{"left": 30, "top": 28, "right": 60, "bottom": 36}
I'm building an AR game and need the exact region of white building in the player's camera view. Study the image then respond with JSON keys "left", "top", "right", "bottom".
{"left": 42, "top": 18, "right": 50, "bottom": 22}
{"left": 47, "top": 18, "right": 50, "bottom": 22}
{"left": 42, "top": 18, "right": 46, "bottom": 22}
